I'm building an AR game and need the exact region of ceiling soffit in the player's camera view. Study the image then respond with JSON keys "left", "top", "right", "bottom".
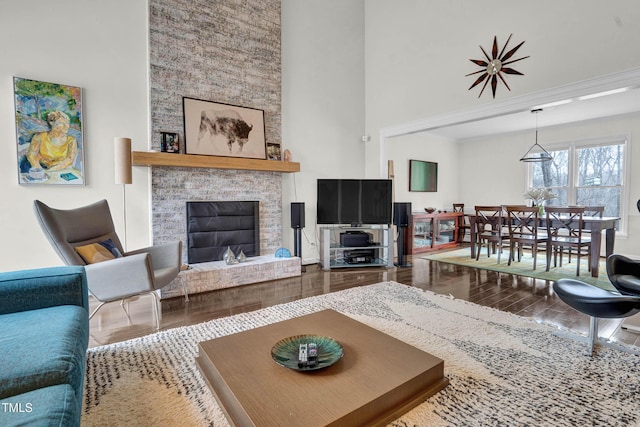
{"left": 380, "top": 67, "right": 640, "bottom": 141}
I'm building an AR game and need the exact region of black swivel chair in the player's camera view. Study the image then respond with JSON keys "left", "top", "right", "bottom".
{"left": 553, "top": 278, "right": 640, "bottom": 355}
{"left": 607, "top": 254, "right": 640, "bottom": 295}
{"left": 606, "top": 254, "right": 640, "bottom": 332}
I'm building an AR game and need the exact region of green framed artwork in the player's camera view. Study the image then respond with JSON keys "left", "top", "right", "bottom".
{"left": 14, "top": 77, "right": 85, "bottom": 185}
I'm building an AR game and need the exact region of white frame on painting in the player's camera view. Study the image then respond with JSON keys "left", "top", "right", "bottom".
{"left": 182, "top": 97, "right": 266, "bottom": 160}
{"left": 14, "top": 77, "right": 85, "bottom": 185}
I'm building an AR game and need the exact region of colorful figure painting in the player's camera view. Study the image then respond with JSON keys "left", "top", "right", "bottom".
{"left": 14, "top": 77, "right": 85, "bottom": 185}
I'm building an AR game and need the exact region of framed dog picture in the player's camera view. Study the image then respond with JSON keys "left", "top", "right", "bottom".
{"left": 182, "top": 97, "right": 266, "bottom": 159}
{"left": 161, "top": 132, "right": 179, "bottom": 153}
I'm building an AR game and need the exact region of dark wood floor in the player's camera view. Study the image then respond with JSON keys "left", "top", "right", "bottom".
{"left": 88, "top": 253, "right": 640, "bottom": 350}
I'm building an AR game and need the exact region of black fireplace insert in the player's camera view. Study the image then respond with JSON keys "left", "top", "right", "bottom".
{"left": 186, "top": 201, "right": 260, "bottom": 263}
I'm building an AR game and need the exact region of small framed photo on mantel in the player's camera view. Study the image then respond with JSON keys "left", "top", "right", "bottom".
{"left": 161, "top": 132, "right": 180, "bottom": 153}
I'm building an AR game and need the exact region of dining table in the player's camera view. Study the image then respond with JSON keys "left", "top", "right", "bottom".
{"left": 468, "top": 214, "right": 620, "bottom": 278}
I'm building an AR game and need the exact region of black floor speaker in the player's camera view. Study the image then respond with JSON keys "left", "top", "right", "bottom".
{"left": 393, "top": 202, "right": 411, "bottom": 227}
{"left": 393, "top": 202, "right": 411, "bottom": 267}
{"left": 291, "top": 203, "right": 305, "bottom": 261}
{"left": 291, "top": 202, "right": 305, "bottom": 229}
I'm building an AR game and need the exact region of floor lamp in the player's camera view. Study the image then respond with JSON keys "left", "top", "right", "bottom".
{"left": 114, "top": 137, "right": 132, "bottom": 250}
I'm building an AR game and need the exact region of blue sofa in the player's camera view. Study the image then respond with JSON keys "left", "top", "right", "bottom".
{"left": 0, "top": 266, "right": 89, "bottom": 426}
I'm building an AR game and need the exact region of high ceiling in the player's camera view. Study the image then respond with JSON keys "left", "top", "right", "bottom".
{"left": 428, "top": 87, "right": 640, "bottom": 141}
{"left": 381, "top": 68, "right": 640, "bottom": 142}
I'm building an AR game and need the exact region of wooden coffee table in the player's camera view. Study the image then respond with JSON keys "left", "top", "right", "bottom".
{"left": 196, "top": 309, "right": 448, "bottom": 426}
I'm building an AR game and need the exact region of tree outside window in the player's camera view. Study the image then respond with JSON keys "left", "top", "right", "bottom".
{"left": 528, "top": 137, "right": 626, "bottom": 229}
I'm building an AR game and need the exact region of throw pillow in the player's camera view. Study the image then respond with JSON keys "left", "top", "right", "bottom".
{"left": 76, "top": 239, "right": 123, "bottom": 264}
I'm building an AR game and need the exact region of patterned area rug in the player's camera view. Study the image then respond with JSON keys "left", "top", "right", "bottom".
{"left": 423, "top": 247, "right": 614, "bottom": 290}
{"left": 83, "top": 282, "right": 640, "bottom": 426}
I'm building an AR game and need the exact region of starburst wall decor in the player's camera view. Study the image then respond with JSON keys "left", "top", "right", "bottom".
{"left": 466, "top": 34, "right": 529, "bottom": 98}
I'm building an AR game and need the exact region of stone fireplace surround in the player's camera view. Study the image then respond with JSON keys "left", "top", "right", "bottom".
{"left": 148, "top": 0, "right": 283, "bottom": 263}
{"left": 157, "top": 192, "right": 301, "bottom": 300}
{"left": 155, "top": 186, "right": 302, "bottom": 300}
{"left": 150, "top": 167, "right": 302, "bottom": 300}
{"left": 147, "top": 0, "right": 295, "bottom": 298}
{"left": 151, "top": 167, "right": 282, "bottom": 263}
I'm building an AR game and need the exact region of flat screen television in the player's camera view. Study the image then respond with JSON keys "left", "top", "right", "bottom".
{"left": 317, "top": 179, "right": 392, "bottom": 226}
{"left": 409, "top": 159, "right": 438, "bottom": 192}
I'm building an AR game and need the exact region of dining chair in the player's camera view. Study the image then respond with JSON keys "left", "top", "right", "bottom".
{"left": 452, "top": 203, "right": 471, "bottom": 243}
{"left": 474, "top": 205, "right": 509, "bottom": 264}
{"left": 545, "top": 206, "right": 591, "bottom": 276}
{"left": 505, "top": 205, "right": 548, "bottom": 270}
{"left": 581, "top": 205, "right": 605, "bottom": 218}
{"left": 566, "top": 205, "right": 603, "bottom": 263}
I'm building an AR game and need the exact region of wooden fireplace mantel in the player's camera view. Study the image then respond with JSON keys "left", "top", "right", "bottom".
{"left": 132, "top": 151, "right": 300, "bottom": 173}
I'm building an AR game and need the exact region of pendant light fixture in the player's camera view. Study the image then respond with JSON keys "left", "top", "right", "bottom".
{"left": 520, "top": 108, "right": 552, "bottom": 162}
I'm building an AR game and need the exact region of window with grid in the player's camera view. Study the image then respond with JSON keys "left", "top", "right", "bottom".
{"left": 527, "top": 136, "right": 627, "bottom": 232}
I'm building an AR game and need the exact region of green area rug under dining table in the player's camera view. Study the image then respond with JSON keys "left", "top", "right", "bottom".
{"left": 422, "top": 247, "right": 614, "bottom": 290}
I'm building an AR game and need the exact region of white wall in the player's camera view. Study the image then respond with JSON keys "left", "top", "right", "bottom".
{"left": 0, "top": 0, "right": 151, "bottom": 271}
{"left": 364, "top": 0, "right": 640, "bottom": 257}
{"left": 364, "top": 0, "right": 640, "bottom": 177}
{"left": 1, "top": 0, "right": 364, "bottom": 271}
{"left": 4, "top": 1, "right": 639, "bottom": 270}
{"left": 386, "top": 133, "right": 459, "bottom": 213}
{"left": 281, "top": 0, "right": 366, "bottom": 264}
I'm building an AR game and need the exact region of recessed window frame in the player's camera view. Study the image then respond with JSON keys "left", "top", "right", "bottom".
{"left": 525, "top": 134, "right": 630, "bottom": 236}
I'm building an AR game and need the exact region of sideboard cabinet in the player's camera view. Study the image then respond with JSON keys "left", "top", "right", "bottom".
{"left": 409, "top": 212, "right": 462, "bottom": 254}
